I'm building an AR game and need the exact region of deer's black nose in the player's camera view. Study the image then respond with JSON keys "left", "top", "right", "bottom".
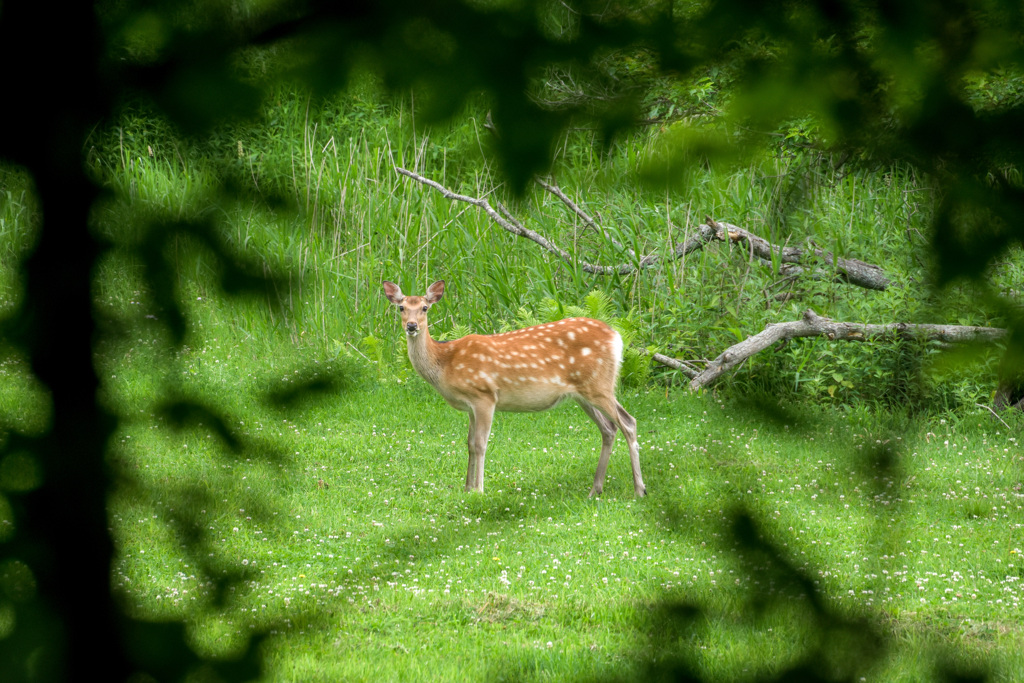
{"left": 406, "top": 322, "right": 418, "bottom": 333}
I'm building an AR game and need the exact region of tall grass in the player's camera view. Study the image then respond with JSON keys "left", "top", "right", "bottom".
{"left": 0, "top": 166, "right": 38, "bottom": 314}
{"left": 9, "top": 77, "right": 1019, "bottom": 411}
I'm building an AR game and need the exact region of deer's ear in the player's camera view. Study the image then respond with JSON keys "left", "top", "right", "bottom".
{"left": 382, "top": 281, "right": 404, "bottom": 305}
{"left": 425, "top": 280, "right": 445, "bottom": 304}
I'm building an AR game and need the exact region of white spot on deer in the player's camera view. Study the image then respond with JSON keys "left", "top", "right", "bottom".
{"left": 567, "top": 332, "right": 576, "bottom": 341}
{"left": 569, "top": 356, "right": 575, "bottom": 364}
{"left": 581, "top": 347, "right": 592, "bottom": 356}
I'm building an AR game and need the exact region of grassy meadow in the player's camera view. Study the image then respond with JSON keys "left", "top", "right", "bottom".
{"left": 2, "top": 82, "right": 1024, "bottom": 680}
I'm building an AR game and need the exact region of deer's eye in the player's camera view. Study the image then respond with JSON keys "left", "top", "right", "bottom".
{"left": 398, "top": 305, "right": 405, "bottom": 312}
{"left": 422, "top": 305, "right": 429, "bottom": 312}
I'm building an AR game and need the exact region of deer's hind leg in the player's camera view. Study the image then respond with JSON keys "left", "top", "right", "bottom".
{"left": 576, "top": 397, "right": 645, "bottom": 498}
{"left": 575, "top": 398, "right": 618, "bottom": 497}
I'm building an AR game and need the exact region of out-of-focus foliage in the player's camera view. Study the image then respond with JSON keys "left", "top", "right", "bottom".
{"left": 4, "top": 0, "right": 1024, "bottom": 681}
{"left": 108, "top": 0, "right": 1024, "bottom": 283}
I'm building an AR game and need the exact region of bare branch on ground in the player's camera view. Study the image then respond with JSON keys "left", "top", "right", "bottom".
{"left": 656, "top": 308, "right": 1008, "bottom": 390}
{"left": 396, "top": 169, "right": 892, "bottom": 292}
{"left": 395, "top": 167, "right": 718, "bottom": 275}
{"left": 650, "top": 353, "right": 701, "bottom": 379}
{"left": 706, "top": 217, "right": 892, "bottom": 291}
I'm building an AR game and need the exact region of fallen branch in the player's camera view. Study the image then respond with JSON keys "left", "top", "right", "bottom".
{"left": 706, "top": 217, "right": 892, "bottom": 291}
{"left": 396, "top": 168, "right": 894, "bottom": 292}
{"left": 650, "top": 353, "right": 701, "bottom": 379}
{"left": 977, "top": 402, "right": 1012, "bottom": 429}
{"left": 534, "top": 177, "right": 631, "bottom": 255}
{"left": 396, "top": 167, "right": 718, "bottom": 275}
{"left": 679, "top": 309, "right": 1006, "bottom": 390}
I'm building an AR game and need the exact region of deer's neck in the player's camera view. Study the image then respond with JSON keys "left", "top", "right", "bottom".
{"left": 406, "top": 326, "right": 447, "bottom": 387}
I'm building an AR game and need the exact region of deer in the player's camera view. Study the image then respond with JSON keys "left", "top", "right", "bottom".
{"left": 382, "top": 280, "right": 646, "bottom": 498}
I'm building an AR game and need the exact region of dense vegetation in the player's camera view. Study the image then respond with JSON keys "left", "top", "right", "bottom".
{"left": 3, "top": 0, "right": 1024, "bottom": 681}
{"left": 73, "top": 81, "right": 1020, "bottom": 413}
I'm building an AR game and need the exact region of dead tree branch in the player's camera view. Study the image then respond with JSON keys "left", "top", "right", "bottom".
{"left": 678, "top": 309, "right": 1006, "bottom": 390}
{"left": 396, "top": 167, "right": 718, "bottom": 275}
{"left": 534, "top": 177, "right": 630, "bottom": 254}
{"left": 395, "top": 169, "right": 893, "bottom": 292}
{"left": 706, "top": 217, "right": 892, "bottom": 291}
{"left": 650, "top": 353, "right": 701, "bottom": 379}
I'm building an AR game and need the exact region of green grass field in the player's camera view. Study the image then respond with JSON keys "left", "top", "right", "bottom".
{"left": 2, "top": 82, "right": 1024, "bottom": 680}
{"left": 92, "top": 292, "right": 1024, "bottom": 681}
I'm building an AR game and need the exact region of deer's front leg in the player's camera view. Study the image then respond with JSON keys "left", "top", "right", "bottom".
{"left": 465, "top": 410, "right": 477, "bottom": 491}
{"left": 464, "top": 401, "right": 495, "bottom": 493}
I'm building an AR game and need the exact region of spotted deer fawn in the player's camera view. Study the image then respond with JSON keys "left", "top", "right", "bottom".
{"left": 382, "top": 280, "right": 646, "bottom": 497}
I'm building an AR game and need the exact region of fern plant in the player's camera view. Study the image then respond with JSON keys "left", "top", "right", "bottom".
{"left": 444, "top": 323, "right": 474, "bottom": 341}
{"left": 359, "top": 334, "right": 386, "bottom": 378}
{"left": 583, "top": 289, "right": 613, "bottom": 322}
